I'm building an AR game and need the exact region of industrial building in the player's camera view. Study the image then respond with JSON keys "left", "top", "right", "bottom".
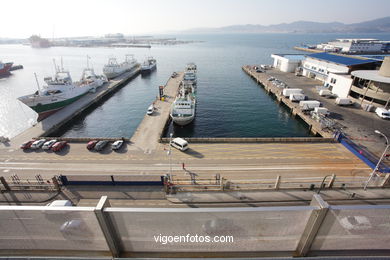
{"left": 301, "top": 52, "right": 378, "bottom": 82}
{"left": 317, "top": 38, "right": 390, "bottom": 53}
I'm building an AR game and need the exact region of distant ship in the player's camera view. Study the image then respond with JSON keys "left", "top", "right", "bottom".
{"left": 0, "top": 61, "right": 13, "bottom": 77}
{"left": 103, "top": 55, "right": 138, "bottom": 79}
{"left": 29, "top": 35, "right": 51, "bottom": 48}
{"left": 141, "top": 56, "right": 157, "bottom": 74}
{"left": 18, "top": 60, "right": 92, "bottom": 121}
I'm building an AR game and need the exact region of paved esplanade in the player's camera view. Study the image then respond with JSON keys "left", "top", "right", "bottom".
{"left": 0, "top": 141, "right": 369, "bottom": 180}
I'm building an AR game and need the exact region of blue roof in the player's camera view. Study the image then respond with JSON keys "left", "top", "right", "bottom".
{"left": 307, "top": 52, "right": 378, "bottom": 66}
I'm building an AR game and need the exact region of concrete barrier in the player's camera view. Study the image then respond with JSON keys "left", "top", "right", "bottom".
{"left": 160, "top": 137, "right": 336, "bottom": 143}
{"left": 60, "top": 174, "right": 163, "bottom": 186}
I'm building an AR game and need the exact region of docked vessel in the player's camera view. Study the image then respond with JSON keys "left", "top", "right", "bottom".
{"left": 170, "top": 82, "right": 196, "bottom": 126}
{"left": 141, "top": 57, "right": 157, "bottom": 73}
{"left": 185, "top": 62, "right": 197, "bottom": 73}
{"left": 183, "top": 63, "right": 197, "bottom": 85}
{"left": 103, "top": 55, "right": 138, "bottom": 79}
{"left": 0, "top": 61, "right": 13, "bottom": 77}
{"left": 183, "top": 71, "right": 197, "bottom": 85}
{"left": 18, "top": 60, "right": 92, "bottom": 121}
{"left": 79, "top": 67, "right": 106, "bottom": 93}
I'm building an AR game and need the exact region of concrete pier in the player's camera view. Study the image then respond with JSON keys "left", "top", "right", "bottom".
{"left": 10, "top": 67, "right": 140, "bottom": 147}
{"left": 130, "top": 72, "right": 183, "bottom": 152}
{"left": 242, "top": 65, "right": 333, "bottom": 138}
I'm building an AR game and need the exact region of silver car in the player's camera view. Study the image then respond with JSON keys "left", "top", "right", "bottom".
{"left": 94, "top": 140, "right": 109, "bottom": 151}
{"left": 31, "top": 139, "right": 46, "bottom": 149}
{"left": 42, "top": 139, "right": 57, "bottom": 150}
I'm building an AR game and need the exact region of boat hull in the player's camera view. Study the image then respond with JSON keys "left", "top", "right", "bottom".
{"left": 0, "top": 62, "right": 13, "bottom": 76}
{"left": 19, "top": 92, "right": 88, "bottom": 121}
{"left": 141, "top": 64, "right": 156, "bottom": 74}
{"left": 171, "top": 114, "right": 195, "bottom": 126}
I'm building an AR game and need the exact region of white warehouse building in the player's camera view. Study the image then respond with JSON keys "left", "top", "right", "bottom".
{"left": 271, "top": 54, "right": 305, "bottom": 73}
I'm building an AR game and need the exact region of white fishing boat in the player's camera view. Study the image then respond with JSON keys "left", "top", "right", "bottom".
{"left": 183, "top": 71, "right": 197, "bottom": 85}
{"left": 79, "top": 68, "right": 106, "bottom": 93}
{"left": 103, "top": 55, "right": 138, "bottom": 79}
{"left": 170, "top": 88, "right": 196, "bottom": 126}
{"left": 18, "top": 59, "right": 92, "bottom": 121}
{"left": 185, "top": 62, "right": 197, "bottom": 73}
{"left": 79, "top": 56, "right": 107, "bottom": 93}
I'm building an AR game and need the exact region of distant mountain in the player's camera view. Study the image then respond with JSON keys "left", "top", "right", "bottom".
{"left": 182, "top": 17, "right": 390, "bottom": 34}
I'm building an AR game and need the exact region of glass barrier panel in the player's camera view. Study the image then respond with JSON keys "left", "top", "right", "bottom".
{"left": 106, "top": 207, "right": 314, "bottom": 252}
{"left": 0, "top": 206, "right": 109, "bottom": 252}
{"left": 311, "top": 206, "right": 390, "bottom": 251}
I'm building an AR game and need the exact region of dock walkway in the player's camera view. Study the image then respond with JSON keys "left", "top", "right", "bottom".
{"left": 10, "top": 67, "right": 140, "bottom": 147}
{"left": 242, "top": 66, "right": 333, "bottom": 138}
{"left": 130, "top": 72, "right": 183, "bottom": 152}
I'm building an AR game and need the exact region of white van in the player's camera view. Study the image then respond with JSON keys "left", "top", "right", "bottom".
{"left": 170, "top": 138, "right": 189, "bottom": 151}
{"left": 46, "top": 200, "right": 73, "bottom": 207}
{"left": 375, "top": 107, "right": 390, "bottom": 119}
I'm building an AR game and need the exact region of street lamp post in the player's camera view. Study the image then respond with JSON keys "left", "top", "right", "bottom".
{"left": 364, "top": 130, "right": 389, "bottom": 190}
{"left": 168, "top": 133, "right": 173, "bottom": 178}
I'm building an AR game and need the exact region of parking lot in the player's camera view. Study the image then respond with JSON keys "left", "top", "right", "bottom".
{"left": 260, "top": 68, "right": 390, "bottom": 157}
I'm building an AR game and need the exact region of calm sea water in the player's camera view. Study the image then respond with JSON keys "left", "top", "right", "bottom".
{"left": 1, "top": 33, "right": 390, "bottom": 138}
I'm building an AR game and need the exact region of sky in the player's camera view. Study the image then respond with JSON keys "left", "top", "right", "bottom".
{"left": 2, "top": 0, "right": 390, "bottom": 38}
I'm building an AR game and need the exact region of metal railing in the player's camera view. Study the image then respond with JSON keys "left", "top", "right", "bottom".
{"left": 164, "top": 174, "right": 390, "bottom": 193}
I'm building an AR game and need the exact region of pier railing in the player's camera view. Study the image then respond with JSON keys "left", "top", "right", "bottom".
{"left": 165, "top": 174, "right": 390, "bottom": 193}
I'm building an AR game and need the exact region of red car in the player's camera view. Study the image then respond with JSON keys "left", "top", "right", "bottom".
{"left": 20, "top": 140, "right": 34, "bottom": 150}
{"left": 86, "top": 140, "right": 98, "bottom": 150}
{"left": 51, "top": 141, "right": 68, "bottom": 152}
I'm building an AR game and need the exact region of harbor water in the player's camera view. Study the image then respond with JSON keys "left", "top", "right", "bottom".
{"left": 1, "top": 33, "right": 390, "bottom": 139}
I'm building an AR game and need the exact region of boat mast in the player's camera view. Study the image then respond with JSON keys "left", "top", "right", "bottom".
{"left": 34, "top": 73, "right": 41, "bottom": 93}
{"left": 53, "top": 59, "right": 59, "bottom": 73}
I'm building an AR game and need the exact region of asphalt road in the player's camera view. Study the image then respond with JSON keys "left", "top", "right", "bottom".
{"left": 0, "top": 141, "right": 370, "bottom": 181}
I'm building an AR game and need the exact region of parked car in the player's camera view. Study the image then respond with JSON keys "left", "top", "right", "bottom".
{"left": 147, "top": 104, "right": 154, "bottom": 115}
{"left": 86, "top": 140, "right": 98, "bottom": 150}
{"left": 51, "top": 141, "right": 68, "bottom": 152}
{"left": 94, "top": 140, "right": 109, "bottom": 151}
{"left": 375, "top": 107, "right": 390, "bottom": 119}
{"left": 111, "top": 140, "right": 124, "bottom": 150}
{"left": 20, "top": 140, "right": 34, "bottom": 150}
{"left": 42, "top": 139, "right": 57, "bottom": 150}
{"left": 30, "top": 139, "right": 46, "bottom": 149}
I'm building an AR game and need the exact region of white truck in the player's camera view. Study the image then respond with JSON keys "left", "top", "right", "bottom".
{"left": 299, "top": 100, "right": 321, "bottom": 111}
{"left": 282, "top": 88, "right": 303, "bottom": 97}
{"left": 289, "top": 93, "right": 306, "bottom": 102}
{"left": 335, "top": 98, "right": 353, "bottom": 106}
{"left": 314, "top": 107, "right": 330, "bottom": 116}
{"left": 319, "top": 89, "right": 332, "bottom": 97}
